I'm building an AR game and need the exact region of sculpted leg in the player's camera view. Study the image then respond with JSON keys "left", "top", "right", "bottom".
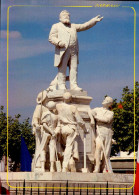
{"left": 58, "top": 49, "right": 70, "bottom": 90}
{"left": 69, "top": 157, "right": 76, "bottom": 172}
{"left": 72, "top": 140, "right": 79, "bottom": 160}
{"left": 93, "top": 137, "right": 102, "bottom": 173}
{"left": 105, "top": 133, "right": 113, "bottom": 159}
{"left": 40, "top": 130, "right": 51, "bottom": 153}
{"left": 49, "top": 138, "right": 56, "bottom": 172}
{"left": 62, "top": 126, "right": 76, "bottom": 172}
{"left": 101, "top": 153, "right": 106, "bottom": 173}
{"left": 47, "top": 75, "right": 58, "bottom": 91}
{"left": 34, "top": 130, "right": 42, "bottom": 170}
{"left": 40, "top": 150, "right": 46, "bottom": 172}
{"left": 69, "top": 54, "right": 82, "bottom": 91}
{"left": 50, "top": 162, "right": 55, "bottom": 173}
{"left": 102, "top": 133, "right": 113, "bottom": 173}
{"left": 62, "top": 137, "right": 73, "bottom": 172}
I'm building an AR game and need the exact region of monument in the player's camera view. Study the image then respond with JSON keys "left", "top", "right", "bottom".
{"left": 1, "top": 10, "right": 134, "bottom": 194}
{"left": 47, "top": 10, "right": 103, "bottom": 91}
{"left": 31, "top": 10, "right": 116, "bottom": 173}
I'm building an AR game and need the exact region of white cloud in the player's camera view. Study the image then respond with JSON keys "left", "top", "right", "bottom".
{"left": 1, "top": 30, "right": 22, "bottom": 39}
{"left": 1, "top": 39, "right": 53, "bottom": 62}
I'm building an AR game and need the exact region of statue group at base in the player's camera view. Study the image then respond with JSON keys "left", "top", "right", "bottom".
{"left": 32, "top": 91, "right": 114, "bottom": 173}
{"left": 32, "top": 91, "right": 87, "bottom": 172}
{"left": 32, "top": 10, "right": 115, "bottom": 173}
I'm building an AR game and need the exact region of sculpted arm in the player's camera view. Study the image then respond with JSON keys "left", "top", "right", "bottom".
{"left": 94, "top": 111, "right": 114, "bottom": 123}
{"left": 74, "top": 107, "right": 87, "bottom": 132}
{"left": 88, "top": 108, "right": 95, "bottom": 126}
{"left": 54, "top": 120, "right": 61, "bottom": 135}
{"left": 48, "top": 24, "right": 65, "bottom": 47}
{"left": 32, "top": 105, "right": 41, "bottom": 128}
{"left": 54, "top": 104, "right": 61, "bottom": 135}
{"left": 48, "top": 24, "right": 59, "bottom": 46}
{"left": 43, "top": 123, "right": 54, "bottom": 135}
{"left": 32, "top": 105, "right": 43, "bottom": 135}
{"left": 74, "top": 15, "right": 103, "bottom": 32}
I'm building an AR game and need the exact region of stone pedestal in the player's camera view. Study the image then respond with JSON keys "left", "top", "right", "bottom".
{"left": 1, "top": 172, "right": 134, "bottom": 183}
{"left": 47, "top": 89, "right": 95, "bottom": 172}
{"left": 1, "top": 172, "right": 134, "bottom": 195}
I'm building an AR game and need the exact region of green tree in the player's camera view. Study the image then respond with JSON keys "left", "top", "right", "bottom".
{"left": 111, "top": 81, "right": 139, "bottom": 155}
{"left": 20, "top": 117, "right": 35, "bottom": 157}
{"left": 0, "top": 106, "right": 7, "bottom": 159}
{"left": 0, "top": 106, "right": 35, "bottom": 171}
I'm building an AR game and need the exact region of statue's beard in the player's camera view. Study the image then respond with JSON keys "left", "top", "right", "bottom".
{"left": 60, "top": 18, "right": 70, "bottom": 24}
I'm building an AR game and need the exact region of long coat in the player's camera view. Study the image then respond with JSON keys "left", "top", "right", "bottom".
{"left": 49, "top": 18, "right": 97, "bottom": 67}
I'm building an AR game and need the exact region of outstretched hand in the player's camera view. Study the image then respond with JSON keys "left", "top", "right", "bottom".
{"left": 94, "top": 15, "right": 103, "bottom": 22}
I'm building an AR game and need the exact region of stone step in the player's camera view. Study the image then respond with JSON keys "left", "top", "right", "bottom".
{"left": 1, "top": 172, "right": 134, "bottom": 183}
{"left": 1, "top": 173, "right": 134, "bottom": 194}
{"left": 1, "top": 180, "right": 134, "bottom": 195}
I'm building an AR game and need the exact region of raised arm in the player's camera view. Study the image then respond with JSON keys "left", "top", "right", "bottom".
{"left": 74, "top": 15, "right": 103, "bottom": 32}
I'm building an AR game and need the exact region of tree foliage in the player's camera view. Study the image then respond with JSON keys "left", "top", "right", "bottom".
{"left": 0, "top": 106, "right": 35, "bottom": 171}
{"left": 111, "top": 81, "right": 139, "bottom": 155}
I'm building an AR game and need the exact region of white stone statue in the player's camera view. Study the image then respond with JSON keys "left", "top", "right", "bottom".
{"left": 32, "top": 90, "right": 49, "bottom": 171}
{"left": 40, "top": 101, "right": 58, "bottom": 172}
{"left": 48, "top": 10, "right": 103, "bottom": 91}
{"left": 55, "top": 92, "right": 86, "bottom": 172}
{"left": 89, "top": 96, "right": 114, "bottom": 173}
{"left": 32, "top": 91, "right": 59, "bottom": 172}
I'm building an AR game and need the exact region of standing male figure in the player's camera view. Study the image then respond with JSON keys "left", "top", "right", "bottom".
{"left": 55, "top": 92, "right": 86, "bottom": 172}
{"left": 41, "top": 101, "right": 58, "bottom": 172}
{"left": 89, "top": 96, "right": 114, "bottom": 173}
{"left": 49, "top": 10, "right": 103, "bottom": 91}
{"left": 32, "top": 98, "right": 59, "bottom": 172}
{"left": 32, "top": 90, "right": 49, "bottom": 171}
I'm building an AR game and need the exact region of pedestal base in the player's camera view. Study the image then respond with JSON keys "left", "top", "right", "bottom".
{"left": 1, "top": 172, "right": 134, "bottom": 184}
{"left": 1, "top": 172, "right": 134, "bottom": 195}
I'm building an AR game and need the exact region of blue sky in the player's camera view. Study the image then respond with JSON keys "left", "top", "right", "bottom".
{"left": 0, "top": 0, "right": 139, "bottom": 121}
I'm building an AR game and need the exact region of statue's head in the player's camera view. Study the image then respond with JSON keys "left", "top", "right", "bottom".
{"left": 47, "top": 101, "right": 56, "bottom": 111}
{"left": 59, "top": 10, "right": 70, "bottom": 24}
{"left": 63, "top": 92, "right": 72, "bottom": 103}
{"left": 102, "top": 96, "right": 113, "bottom": 108}
{"left": 36, "top": 90, "right": 48, "bottom": 104}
